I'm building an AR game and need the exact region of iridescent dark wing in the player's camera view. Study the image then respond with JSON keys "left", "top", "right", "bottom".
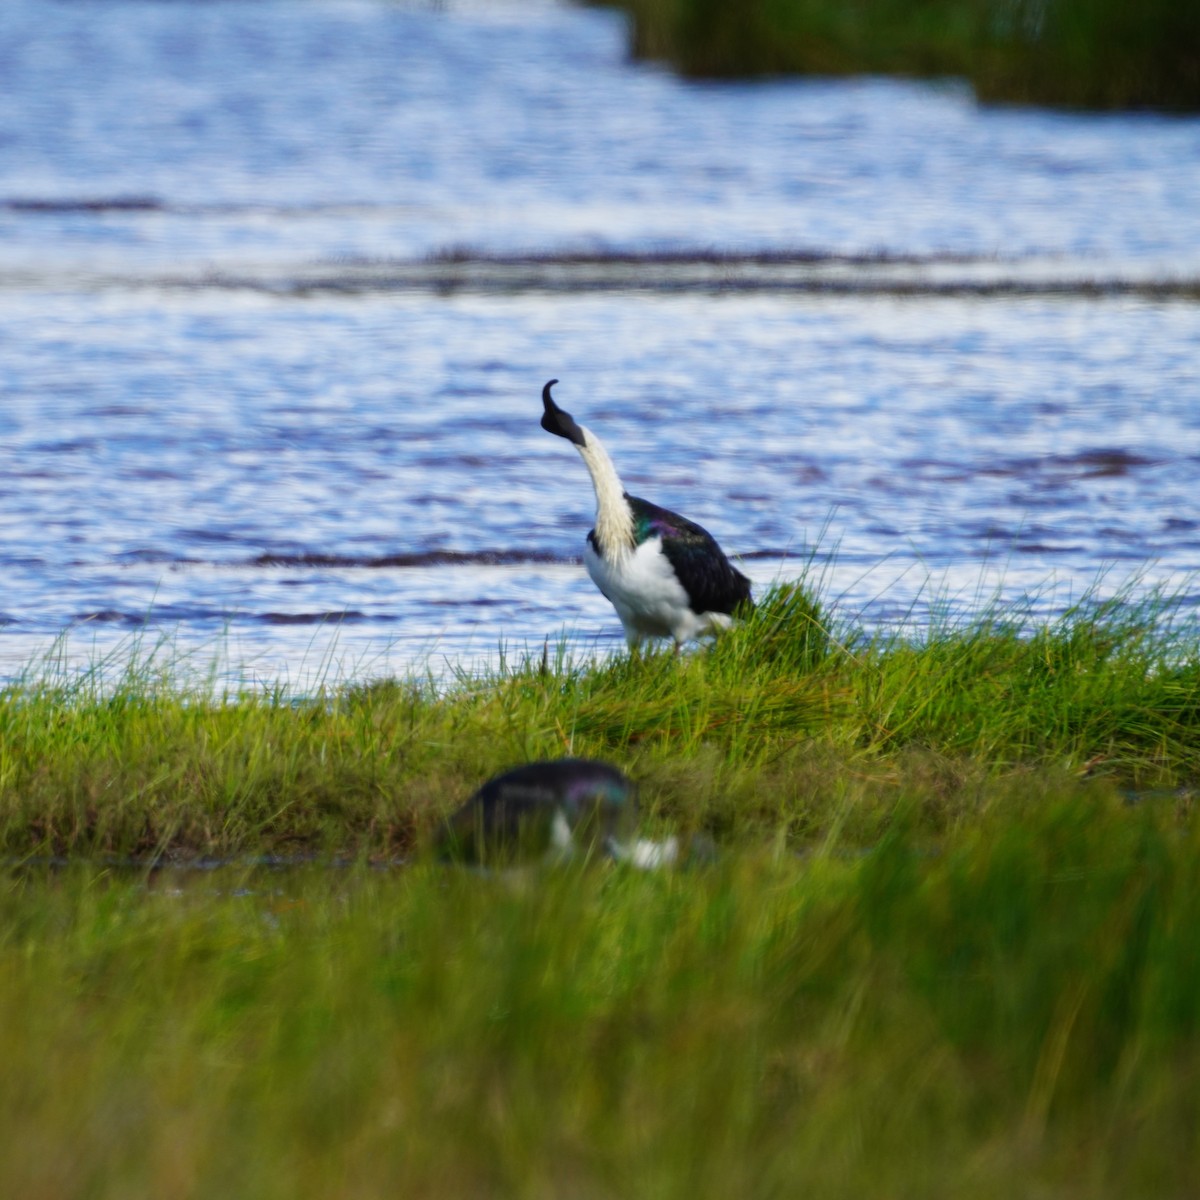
{"left": 625, "top": 494, "right": 753, "bottom": 617}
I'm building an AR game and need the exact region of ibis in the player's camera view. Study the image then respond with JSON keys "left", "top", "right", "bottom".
{"left": 540, "top": 379, "right": 752, "bottom": 651}
{"left": 438, "top": 758, "right": 700, "bottom": 868}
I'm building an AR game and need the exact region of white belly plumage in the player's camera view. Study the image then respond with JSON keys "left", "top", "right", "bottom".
{"left": 584, "top": 535, "right": 733, "bottom": 647}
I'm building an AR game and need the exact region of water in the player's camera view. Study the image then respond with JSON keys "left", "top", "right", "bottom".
{"left": 3, "top": 0, "right": 1199, "bottom": 687}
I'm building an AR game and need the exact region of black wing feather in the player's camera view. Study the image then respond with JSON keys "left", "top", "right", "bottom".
{"left": 626, "top": 494, "right": 753, "bottom": 617}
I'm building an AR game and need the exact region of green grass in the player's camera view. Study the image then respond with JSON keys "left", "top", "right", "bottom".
{"left": 4, "top": 578, "right": 1200, "bottom": 1195}
{"left": 594, "top": 0, "right": 1200, "bottom": 110}
{"left": 4, "top": 806, "right": 1200, "bottom": 1197}
{"left": 1, "top": 577, "right": 1198, "bottom": 861}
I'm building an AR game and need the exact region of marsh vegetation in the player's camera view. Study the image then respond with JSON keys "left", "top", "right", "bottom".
{"left": 597, "top": 0, "right": 1200, "bottom": 110}
{"left": 3, "top": 579, "right": 1198, "bottom": 862}
{"left": 4, "top": 579, "right": 1200, "bottom": 1195}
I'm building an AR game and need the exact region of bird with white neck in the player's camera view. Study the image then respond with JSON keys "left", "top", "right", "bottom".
{"left": 540, "top": 379, "right": 752, "bottom": 652}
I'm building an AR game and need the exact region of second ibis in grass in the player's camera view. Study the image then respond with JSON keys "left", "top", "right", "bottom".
{"left": 439, "top": 758, "right": 702, "bottom": 869}
{"left": 540, "top": 379, "right": 752, "bottom": 650}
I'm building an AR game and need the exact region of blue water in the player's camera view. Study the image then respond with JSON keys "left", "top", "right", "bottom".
{"left": 3, "top": 0, "right": 1199, "bottom": 686}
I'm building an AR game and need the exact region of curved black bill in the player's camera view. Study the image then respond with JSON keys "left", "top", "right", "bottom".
{"left": 541, "top": 379, "right": 586, "bottom": 447}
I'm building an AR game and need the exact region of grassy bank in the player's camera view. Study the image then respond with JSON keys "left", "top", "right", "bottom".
{"left": 4, "top": 807, "right": 1200, "bottom": 1197}
{"left": 1, "top": 579, "right": 1198, "bottom": 861}
{"left": 4, "top": 582, "right": 1200, "bottom": 1195}
{"left": 595, "top": 0, "right": 1200, "bottom": 110}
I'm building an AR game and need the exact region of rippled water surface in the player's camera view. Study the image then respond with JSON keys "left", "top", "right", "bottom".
{"left": 3, "top": 0, "right": 1199, "bottom": 685}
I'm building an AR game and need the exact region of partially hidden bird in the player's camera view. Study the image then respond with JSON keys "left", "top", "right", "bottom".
{"left": 438, "top": 758, "right": 686, "bottom": 868}
{"left": 540, "top": 379, "right": 753, "bottom": 651}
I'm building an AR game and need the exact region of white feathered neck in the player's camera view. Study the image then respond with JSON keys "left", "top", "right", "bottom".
{"left": 576, "top": 426, "right": 635, "bottom": 558}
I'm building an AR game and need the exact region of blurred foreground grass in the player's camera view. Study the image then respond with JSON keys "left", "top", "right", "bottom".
{"left": 4, "top": 579, "right": 1200, "bottom": 1194}
{"left": 4, "top": 807, "right": 1200, "bottom": 1197}
{"left": 595, "top": 0, "right": 1200, "bottom": 110}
